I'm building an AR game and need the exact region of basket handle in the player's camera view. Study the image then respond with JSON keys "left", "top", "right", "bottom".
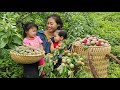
{"left": 106, "top": 54, "right": 120, "bottom": 64}
{"left": 88, "top": 50, "right": 99, "bottom": 78}
{"left": 71, "top": 43, "right": 99, "bottom": 78}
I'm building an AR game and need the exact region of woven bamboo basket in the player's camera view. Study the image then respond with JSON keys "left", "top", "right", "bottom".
{"left": 71, "top": 44, "right": 111, "bottom": 78}
{"left": 10, "top": 51, "right": 45, "bottom": 64}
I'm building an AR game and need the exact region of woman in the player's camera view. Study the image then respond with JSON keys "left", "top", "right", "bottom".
{"left": 37, "top": 14, "right": 63, "bottom": 54}
{"left": 23, "top": 14, "right": 63, "bottom": 78}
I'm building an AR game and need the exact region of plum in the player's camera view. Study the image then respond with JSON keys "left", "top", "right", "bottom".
{"left": 70, "top": 64, "right": 74, "bottom": 69}
{"left": 91, "top": 41, "right": 96, "bottom": 45}
{"left": 104, "top": 43, "right": 109, "bottom": 46}
{"left": 67, "top": 53, "right": 72, "bottom": 57}
{"left": 88, "top": 37, "right": 93, "bottom": 41}
{"left": 62, "top": 59, "right": 67, "bottom": 63}
{"left": 86, "top": 41, "right": 91, "bottom": 46}
{"left": 86, "top": 35, "right": 91, "bottom": 39}
{"left": 68, "top": 71, "right": 73, "bottom": 76}
{"left": 77, "top": 61, "right": 82, "bottom": 65}
{"left": 83, "top": 38, "right": 88, "bottom": 43}
{"left": 96, "top": 41, "right": 101, "bottom": 46}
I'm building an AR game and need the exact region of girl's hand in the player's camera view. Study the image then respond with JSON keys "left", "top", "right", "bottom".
{"left": 39, "top": 44, "right": 44, "bottom": 51}
{"left": 48, "top": 39, "right": 53, "bottom": 44}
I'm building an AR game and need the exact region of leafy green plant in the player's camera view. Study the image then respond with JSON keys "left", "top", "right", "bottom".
{"left": 38, "top": 43, "right": 92, "bottom": 78}
{"left": 0, "top": 12, "right": 23, "bottom": 49}
{"left": 111, "top": 46, "right": 120, "bottom": 59}
{"left": 0, "top": 49, "right": 23, "bottom": 78}
{"left": 108, "top": 61, "right": 120, "bottom": 78}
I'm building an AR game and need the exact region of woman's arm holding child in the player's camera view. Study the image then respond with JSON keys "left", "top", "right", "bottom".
{"left": 48, "top": 39, "right": 55, "bottom": 52}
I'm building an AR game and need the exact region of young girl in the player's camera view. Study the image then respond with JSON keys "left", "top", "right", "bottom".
{"left": 22, "top": 22, "right": 45, "bottom": 78}
{"left": 48, "top": 30, "right": 67, "bottom": 69}
{"left": 49, "top": 30, "right": 67, "bottom": 51}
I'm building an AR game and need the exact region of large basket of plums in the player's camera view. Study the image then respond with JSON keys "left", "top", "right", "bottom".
{"left": 10, "top": 45, "right": 45, "bottom": 64}
{"left": 71, "top": 35, "right": 111, "bottom": 78}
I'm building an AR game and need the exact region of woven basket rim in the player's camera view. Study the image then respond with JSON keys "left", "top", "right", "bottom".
{"left": 72, "top": 44, "right": 111, "bottom": 48}
{"left": 10, "top": 50, "right": 45, "bottom": 57}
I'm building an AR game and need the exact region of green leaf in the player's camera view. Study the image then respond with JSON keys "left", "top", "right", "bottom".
{"left": 0, "top": 38, "right": 8, "bottom": 48}
{"left": 0, "top": 32, "right": 4, "bottom": 36}
{"left": 83, "top": 46, "right": 89, "bottom": 51}
{"left": 8, "top": 43, "right": 16, "bottom": 49}
{"left": 39, "top": 66, "right": 43, "bottom": 76}
{"left": 12, "top": 35, "right": 22, "bottom": 45}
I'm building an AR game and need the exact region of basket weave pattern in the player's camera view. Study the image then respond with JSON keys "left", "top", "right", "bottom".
{"left": 72, "top": 44, "right": 111, "bottom": 78}
{"left": 10, "top": 51, "right": 45, "bottom": 64}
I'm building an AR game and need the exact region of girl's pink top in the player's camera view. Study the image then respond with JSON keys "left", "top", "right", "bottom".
{"left": 23, "top": 36, "right": 43, "bottom": 49}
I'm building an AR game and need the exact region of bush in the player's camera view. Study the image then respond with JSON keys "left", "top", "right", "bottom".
{"left": 108, "top": 61, "right": 120, "bottom": 78}
{"left": 0, "top": 49, "right": 23, "bottom": 78}
{"left": 111, "top": 46, "right": 120, "bottom": 59}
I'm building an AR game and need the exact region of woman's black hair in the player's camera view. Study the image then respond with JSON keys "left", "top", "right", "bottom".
{"left": 47, "top": 14, "right": 63, "bottom": 30}
{"left": 56, "top": 30, "right": 67, "bottom": 39}
{"left": 22, "top": 22, "right": 38, "bottom": 38}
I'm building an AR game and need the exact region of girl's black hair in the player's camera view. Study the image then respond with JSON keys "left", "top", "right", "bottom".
{"left": 56, "top": 30, "right": 67, "bottom": 39}
{"left": 22, "top": 22, "right": 38, "bottom": 38}
{"left": 47, "top": 14, "right": 63, "bottom": 30}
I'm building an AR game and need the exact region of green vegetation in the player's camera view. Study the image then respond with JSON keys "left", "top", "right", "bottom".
{"left": 0, "top": 12, "right": 120, "bottom": 78}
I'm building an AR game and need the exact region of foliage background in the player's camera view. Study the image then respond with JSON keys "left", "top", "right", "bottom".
{"left": 0, "top": 12, "right": 120, "bottom": 78}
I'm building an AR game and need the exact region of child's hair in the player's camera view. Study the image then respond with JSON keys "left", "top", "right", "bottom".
{"left": 22, "top": 22, "right": 38, "bottom": 38}
{"left": 56, "top": 30, "right": 67, "bottom": 39}
{"left": 47, "top": 14, "right": 63, "bottom": 30}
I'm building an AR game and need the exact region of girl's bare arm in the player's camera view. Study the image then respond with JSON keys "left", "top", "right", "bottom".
{"left": 39, "top": 44, "right": 44, "bottom": 50}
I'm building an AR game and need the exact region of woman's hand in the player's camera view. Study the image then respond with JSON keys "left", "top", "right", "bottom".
{"left": 48, "top": 39, "right": 55, "bottom": 52}
{"left": 48, "top": 39, "right": 53, "bottom": 45}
